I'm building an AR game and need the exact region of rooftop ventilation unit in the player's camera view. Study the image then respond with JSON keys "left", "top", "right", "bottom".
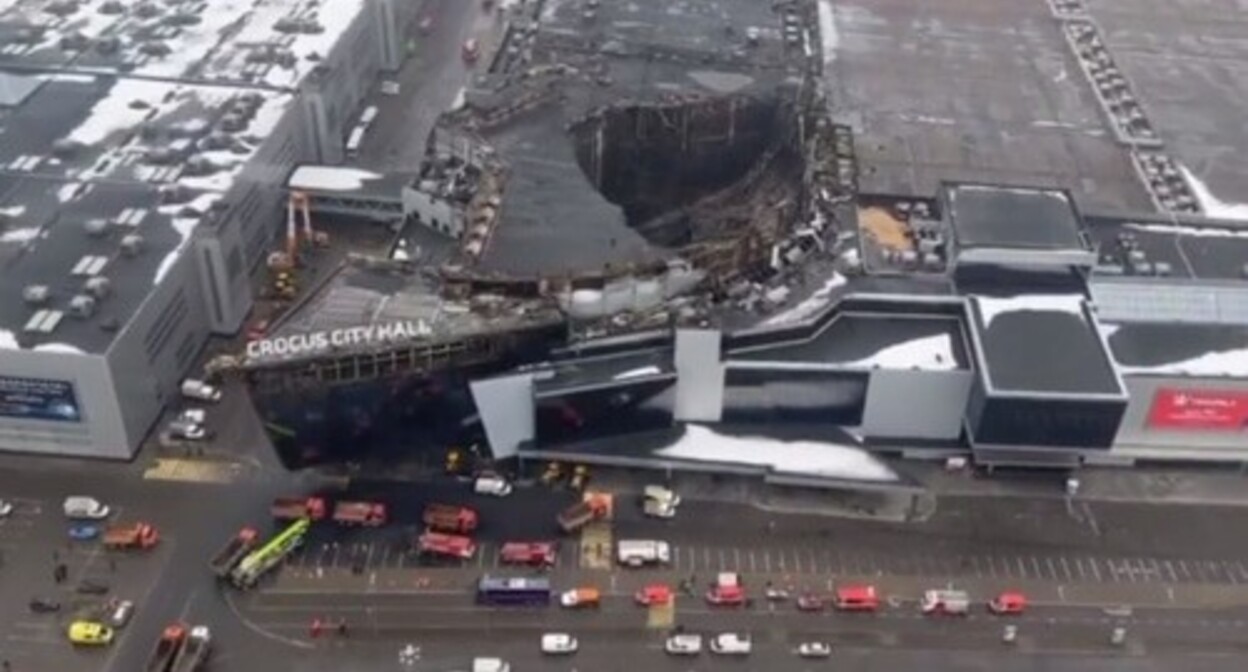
{"left": 22, "top": 285, "right": 51, "bottom": 305}
{"left": 120, "top": 234, "right": 145, "bottom": 257}
{"left": 84, "top": 276, "right": 112, "bottom": 299}
{"left": 24, "top": 309, "right": 64, "bottom": 334}
{"left": 69, "top": 295, "right": 97, "bottom": 318}
{"left": 83, "top": 218, "right": 110, "bottom": 237}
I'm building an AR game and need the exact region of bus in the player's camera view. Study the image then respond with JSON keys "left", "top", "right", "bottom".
{"left": 476, "top": 575, "right": 551, "bottom": 606}
{"left": 345, "top": 126, "right": 366, "bottom": 159}
{"left": 229, "top": 518, "right": 310, "bottom": 589}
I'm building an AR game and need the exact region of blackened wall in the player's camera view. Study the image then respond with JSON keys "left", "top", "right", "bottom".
{"left": 722, "top": 367, "right": 868, "bottom": 425}
{"left": 535, "top": 378, "right": 676, "bottom": 446}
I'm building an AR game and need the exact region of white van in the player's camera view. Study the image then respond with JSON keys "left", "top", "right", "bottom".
{"left": 642, "top": 485, "right": 680, "bottom": 518}
{"left": 474, "top": 475, "right": 513, "bottom": 497}
{"left": 181, "top": 379, "right": 221, "bottom": 403}
{"left": 710, "top": 633, "right": 751, "bottom": 655}
{"left": 63, "top": 496, "right": 110, "bottom": 520}
{"left": 616, "top": 539, "right": 670, "bottom": 567}
{"left": 472, "top": 658, "right": 510, "bottom": 672}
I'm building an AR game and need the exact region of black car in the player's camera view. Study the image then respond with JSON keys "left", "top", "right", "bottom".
{"left": 76, "top": 580, "right": 110, "bottom": 595}
{"left": 29, "top": 597, "right": 61, "bottom": 613}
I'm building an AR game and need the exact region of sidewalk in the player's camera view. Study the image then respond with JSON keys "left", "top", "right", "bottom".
{"left": 910, "top": 461, "right": 1248, "bottom": 507}
{"left": 270, "top": 565, "right": 1248, "bottom": 611}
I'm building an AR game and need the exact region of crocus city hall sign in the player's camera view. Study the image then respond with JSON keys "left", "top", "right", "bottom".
{"left": 245, "top": 320, "right": 433, "bottom": 359}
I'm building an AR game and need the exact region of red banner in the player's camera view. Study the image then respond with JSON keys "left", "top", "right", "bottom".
{"left": 1148, "top": 388, "right": 1248, "bottom": 430}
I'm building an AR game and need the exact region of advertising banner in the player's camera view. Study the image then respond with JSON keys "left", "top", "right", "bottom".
{"left": 1148, "top": 388, "right": 1248, "bottom": 431}
{"left": 0, "top": 376, "right": 82, "bottom": 422}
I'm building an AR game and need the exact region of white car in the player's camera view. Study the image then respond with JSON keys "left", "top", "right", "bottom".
{"left": 797, "top": 642, "right": 832, "bottom": 658}
{"left": 664, "top": 633, "right": 702, "bottom": 656}
{"left": 540, "top": 633, "right": 577, "bottom": 655}
{"left": 710, "top": 633, "right": 751, "bottom": 655}
{"left": 106, "top": 599, "right": 134, "bottom": 628}
{"left": 474, "top": 475, "right": 513, "bottom": 497}
{"left": 63, "top": 496, "right": 110, "bottom": 520}
{"left": 168, "top": 419, "right": 207, "bottom": 441}
{"left": 0, "top": 499, "right": 13, "bottom": 517}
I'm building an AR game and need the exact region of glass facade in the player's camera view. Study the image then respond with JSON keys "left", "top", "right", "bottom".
{"left": 721, "top": 367, "right": 868, "bottom": 425}
{"left": 535, "top": 378, "right": 676, "bottom": 446}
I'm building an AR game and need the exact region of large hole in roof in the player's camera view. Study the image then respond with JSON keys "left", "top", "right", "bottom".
{"left": 569, "top": 94, "right": 787, "bottom": 247}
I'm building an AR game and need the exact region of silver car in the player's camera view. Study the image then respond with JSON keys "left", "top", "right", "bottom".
{"left": 105, "top": 599, "right": 134, "bottom": 628}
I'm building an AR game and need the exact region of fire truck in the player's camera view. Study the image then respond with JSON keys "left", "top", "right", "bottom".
{"left": 500, "top": 542, "right": 557, "bottom": 567}
{"left": 417, "top": 532, "right": 477, "bottom": 560}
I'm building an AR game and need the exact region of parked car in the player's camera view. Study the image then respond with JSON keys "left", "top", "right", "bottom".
{"left": 67, "top": 621, "right": 113, "bottom": 646}
{"left": 29, "top": 597, "right": 61, "bottom": 613}
{"left": 710, "top": 632, "right": 751, "bottom": 655}
{"left": 797, "top": 593, "right": 826, "bottom": 612}
{"left": 69, "top": 523, "right": 100, "bottom": 540}
{"left": 0, "top": 498, "right": 12, "bottom": 517}
{"left": 76, "top": 580, "right": 110, "bottom": 595}
{"left": 664, "top": 633, "right": 702, "bottom": 656}
{"left": 474, "top": 474, "right": 513, "bottom": 497}
{"left": 540, "top": 633, "right": 578, "bottom": 655}
{"left": 797, "top": 642, "right": 832, "bottom": 658}
{"left": 988, "top": 591, "right": 1028, "bottom": 615}
{"left": 105, "top": 599, "right": 134, "bottom": 627}
{"left": 180, "top": 378, "right": 222, "bottom": 403}
{"left": 63, "top": 496, "right": 110, "bottom": 520}
{"left": 167, "top": 418, "right": 207, "bottom": 441}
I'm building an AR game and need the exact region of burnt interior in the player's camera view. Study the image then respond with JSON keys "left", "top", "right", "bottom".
{"left": 571, "top": 94, "right": 787, "bottom": 247}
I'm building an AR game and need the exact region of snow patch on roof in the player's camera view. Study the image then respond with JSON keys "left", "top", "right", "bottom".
{"left": 57, "top": 183, "right": 86, "bottom": 203}
{"left": 1125, "top": 222, "right": 1248, "bottom": 239}
{"left": 0, "top": 205, "right": 26, "bottom": 218}
{"left": 289, "top": 165, "right": 385, "bottom": 192}
{"left": 222, "top": 0, "right": 368, "bottom": 89}
{"left": 614, "top": 366, "right": 662, "bottom": 380}
{"left": 817, "top": 0, "right": 838, "bottom": 65}
{"left": 1100, "top": 324, "right": 1248, "bottom": 377}
{"left": 656, "top": 425, "right": 898, "bottom": 481}
{"left": 760, "top": 273, "right": 847, "bottom": 327}
{"left": 0, "top": 329, "right": 17, "bottom": 349}
{"left": 66, "top": 79, "right": 174, "bottom": 147}
{"left": 1181, "top": 166, "right": 1248, "bottom": 222}
{"left": 33, "top": 343, "right": 86, "bottom": 354}
{"left": 153, "top": 214, "right": 202, "bottom": 285}
{"left": 845, "top": 334, "right": 958, "bottom": 371}
{"left": 973, "top": 293, "right": 1087, "bottom": 329}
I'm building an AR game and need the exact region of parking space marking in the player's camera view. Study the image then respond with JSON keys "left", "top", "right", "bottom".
{"left": 733, "top": 548, "right": 741, "bottom": 571}
{"left": 748, "top": 549, "right": 757, "bottom": 573}
{"left": 1089, "top": 557, "right": 1103, "bottom": 582}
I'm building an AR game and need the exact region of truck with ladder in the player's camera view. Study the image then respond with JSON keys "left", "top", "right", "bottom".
{"left": 145, "top": 624, "right": 186, "bottom": 672}
{"left": 170, "top": 625, "right": 211, "bottom": 672}
{"left": 229, "top": 518, "right": 310, "bottom": 589}
{"left": 210, "top": 526, "right": 260, "bottom": 578}
{"left": 422, "top": 503, "right": 478, "bottom": 534}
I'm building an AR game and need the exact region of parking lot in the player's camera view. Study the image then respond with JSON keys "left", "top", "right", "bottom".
{"left": 0, "top": 494, "right": 173, "bottom": 672}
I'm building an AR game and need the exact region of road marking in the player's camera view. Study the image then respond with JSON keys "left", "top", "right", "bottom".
{"left": 969, "top": 555, "right": 981, "bottom": 577}
{"left": 765, "top": 550, "right": 772, "bottom": 573}
{"left": 777, "top": 549, "right": 787, "bottom": 573}
{"left": 733, "top": 547, "right": 741, "bottom": 570}
{"left": 1049, "top": 557, "right": 1062, "bottom": 581}
{"left": 985, "top": 555, "right": 997, "bottom": 578}
{"left": 1089, "top": 557, "right": 1103, "bottom": 582}
{"left": 1162, "top": 560, "right": 1178, "bottom": 583}
{"left": 794, "top": 549, "right": 803, "bottom": 573}
{"left": 749, "top": 550, "right": 757, "bottom": 572}
{"left": 1178, "top": 560, "right": 1193, "bottom": 581}
{"left": 703, "top": 547, "right": 711, "bottom": 571}
{"left": 808, "top": 549, "right": 818, "bottom": 574}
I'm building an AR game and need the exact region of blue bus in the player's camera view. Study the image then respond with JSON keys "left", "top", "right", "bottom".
{"left": 476, "top": 575, "right": 551, "bottom": 606}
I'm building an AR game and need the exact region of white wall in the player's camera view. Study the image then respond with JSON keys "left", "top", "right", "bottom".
{"left": 674, "top": 329, "right": 725, "bottom": 422}
{"left": 470, "top": 374, "right": 535, "bottom": 459}
{"left": 1112, "top": 375, "right": 1248, "bottom": 461}
{"left": 401, "top": 187, "right": 460, "bottom": 236}
{"left": 0, "top": 349, "right": 129, "bottom": 459}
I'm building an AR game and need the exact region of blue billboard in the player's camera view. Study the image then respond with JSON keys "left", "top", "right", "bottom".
{"left": 0, "top": 376, "right": 82, "bottom": 422}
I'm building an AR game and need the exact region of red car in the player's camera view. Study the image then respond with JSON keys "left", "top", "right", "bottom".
{"left": 500, "top": 542, "right": 557, "bottom": 567}
{"left": 634, "top": 584, "right": 672, "bottom": 607}
{"left": 834, "top": 584, "right": 879, "bottom": 612}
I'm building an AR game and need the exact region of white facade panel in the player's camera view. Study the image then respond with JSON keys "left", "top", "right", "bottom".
{"left": 674, "top": 329, "right": 724, "bottom": 422}
{"left": 471, "top": 374, "right": 535, "bottom": 460}
{"left": 1111, "top": 375, "right": 1248, "bottom": 461}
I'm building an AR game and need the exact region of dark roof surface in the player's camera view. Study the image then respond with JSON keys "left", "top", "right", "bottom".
{"left": 947, "top": 184, "right": 1087, "bottom": 251}
{"left": 733, "top": 313, "right": 970, "bottom": 371}
{"left": 1102, "top": 322, "right": 1248, "bottom": 377}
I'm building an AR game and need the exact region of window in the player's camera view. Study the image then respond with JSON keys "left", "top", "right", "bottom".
{"left": 144, "top": 289, "right": 189, "bottom": 361}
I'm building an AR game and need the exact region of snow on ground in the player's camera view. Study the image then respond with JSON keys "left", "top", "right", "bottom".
{"left": 0, "top": 329, "right": 17, "bottom": 349}
{"left": 131, "top": 0, "right": 250, "bottom": 79}
{"left": 614, "top": 366, "right": 662, "bottom": 380}
{"left": 450, "top": 87, "right": 467, "bottom": 111}
{"left": 760, "top": 273, "right": 847, "bottom": 327}
{"left": 973, "top": 293, "right": 1086, "bottom": 328}
{"left": 817, "top": 0, "right": 838, "bottom": 66}
{"left": 1181, "top": 166, "right": 1248, "bottom": 222}
{"left": 57, "top": 183, "right": 85, "bottom": 203}
{"left": 0, "top": 205, "right": 26, "bottom": 218}
{"left": 845, "top": 334, "right": 958, "bottom": 371}
{"left": 655, "top": 424, "right": 899, "bottom": 482}
{"left": 0, "top": 227, "right": 42, "bottom": 243}
{"left": 67, "top": 79, "right": 175, "bottom": 146}
{"left": 288, "top": 166, "right": 384, "bottom": 192}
